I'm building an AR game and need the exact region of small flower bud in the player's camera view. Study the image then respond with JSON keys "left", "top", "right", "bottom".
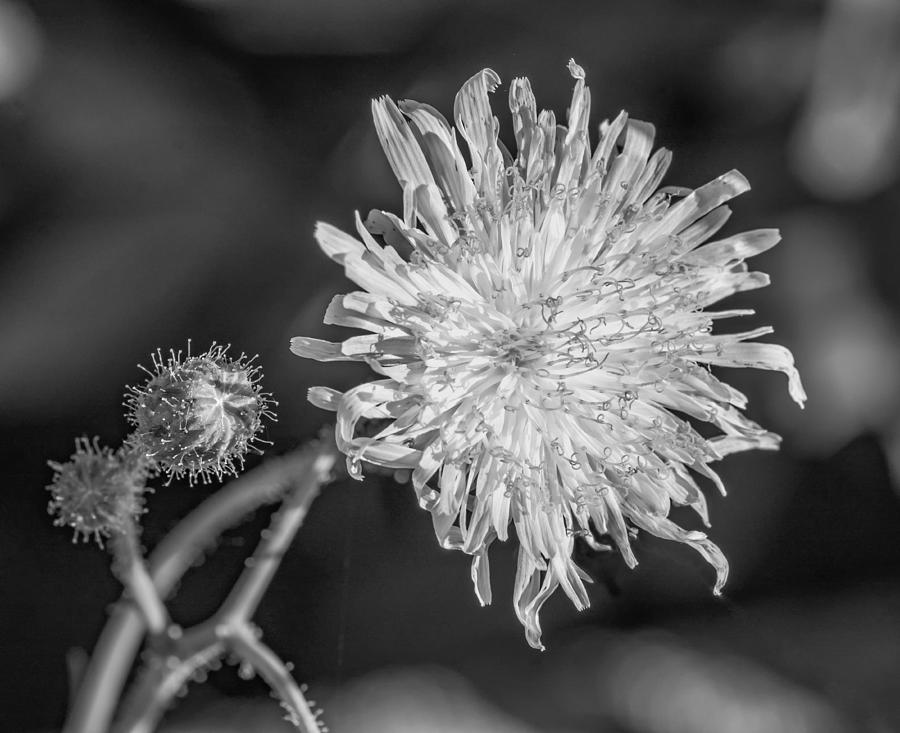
{"left": 125, "top": 343, "right": 275, "bottom": 484}
{"left": 47, "top": 438, "right": 149, "bottom": 545}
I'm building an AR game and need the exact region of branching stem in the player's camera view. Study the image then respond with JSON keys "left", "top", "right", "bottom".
{"left": 64, "top": 437, "right": 338, "bottom": 733}
{"left": 228, "top": 624, "right": 322, "bottom": 732}
{"left": 219, "top": 451, "right": 335, "bottom": 623}
{"left": 109, "top": 522, "right": 169, "bottom": 636}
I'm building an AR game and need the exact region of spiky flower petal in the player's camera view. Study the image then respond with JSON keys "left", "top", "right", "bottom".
{"left": 126, "top": 344, "right": 275, "bottom": 485}
{"left": 293, "top": 61, "right": 805, "bottom": 649}
{"left": 47, "top": 438, "right": 149, "bottom": 545}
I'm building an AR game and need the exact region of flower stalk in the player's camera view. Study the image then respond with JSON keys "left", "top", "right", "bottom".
{"left": 219, "top": 450, "right": 337, "bottom": 623}
{"left": 64, "top": 437, "right": 337, "bottom": 733}
{"left": 108, "top": 522, "right": 169, "bottom": 637}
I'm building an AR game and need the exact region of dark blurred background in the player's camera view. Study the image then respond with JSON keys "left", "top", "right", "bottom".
{"left": 3, "top": 0, "right": 900, "bottom": 731}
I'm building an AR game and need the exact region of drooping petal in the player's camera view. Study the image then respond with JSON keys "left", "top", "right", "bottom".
{"left": 471, "top": 536, "right": 494, "bottom": 606}
{"left": 695, "top": 341, "right": 807, "bottom": 406}
{"left": 626, "top": 510, "right": 730, "bottom": 594}
{"left": 513, "top": 547, "right": 548, "bottom": 650}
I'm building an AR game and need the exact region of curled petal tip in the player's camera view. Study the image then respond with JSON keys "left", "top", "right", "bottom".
{"left": 567, "top": 58, "right": 585, "bottom": 80}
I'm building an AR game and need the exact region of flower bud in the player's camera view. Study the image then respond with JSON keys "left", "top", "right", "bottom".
{"left": 126, "top": 344, "right": 275, "bottom": 484}
{"left": 47, "top": 438, "right": 149, "bottom": 545}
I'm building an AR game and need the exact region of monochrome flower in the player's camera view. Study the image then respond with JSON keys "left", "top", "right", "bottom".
{"left": 126, "top": 344, "right": 275, "bottom": 485}
{"left": 293, "top": 61, "right": 805, "bottom": 648}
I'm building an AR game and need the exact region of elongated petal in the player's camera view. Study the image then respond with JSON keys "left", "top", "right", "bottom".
{"left": 291, "top": 337, "right": 358, "bottom": 362}
{"left": 454, "top": 69, "right": 502, "bottom": 175}
{"left": 681, "top": 228, "right": 781, "bottom": 266}
{"left": 696, "top": 341, "right": 807, "bottom": 406}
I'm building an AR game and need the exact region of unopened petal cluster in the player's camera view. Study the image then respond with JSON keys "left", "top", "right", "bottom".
{"left": 47, "top": 438, "right": 149, "bottom": 545}
{"left": 293, "top": 61, "right": 805, "bottom": 649}
{"left": 126, "top": 344, "right": 275, "bottom": 485}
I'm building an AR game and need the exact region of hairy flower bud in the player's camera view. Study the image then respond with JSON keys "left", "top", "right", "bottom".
{"left": 47, "top": 438, "right": 149, "bottom": 545}
{"left": 126, "top": 344, "right": 275, "bottom": 484}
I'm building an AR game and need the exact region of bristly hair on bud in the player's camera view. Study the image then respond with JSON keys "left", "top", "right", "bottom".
{"left": 125, "top": 343, "right": 276, "bottom": 485}
{"left": 47, "top": 438, "right": 151, "bottom": 546}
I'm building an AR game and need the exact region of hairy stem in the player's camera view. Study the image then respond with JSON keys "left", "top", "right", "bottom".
{"left": 114, "top": 446, "right": 336, "bottom": 733}
{"left": 115, "top": 642, "right": 225, "bottom": 733}
{"left": 110, "top": 625, "right": 220, "bottom": 733}
{"left": 64, "top": 437, "right": 337, "bottom": 733}
{"left": 109, "top": 523, "right": 169, "bottom": 636}
{"left": 228, "top": 624, "right": 322, "bottom": 733}
{"left": 219, "top": 451, "right": 336, "bottom": 622}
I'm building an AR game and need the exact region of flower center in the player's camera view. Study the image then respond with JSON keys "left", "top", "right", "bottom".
{"left": 488, "top": 327, "right": 546, "bottom": 369}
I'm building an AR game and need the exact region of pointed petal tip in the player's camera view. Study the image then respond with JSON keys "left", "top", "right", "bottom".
{"left": 713, "top": 572, "right": 728, "bottom": 596}
{"left": 314, "top": 221, "right": 364, "bottom": 262}
{"left": 789, "top": 371, "right": 808, "bottom": 408}
{"left": 471, "top": 549, "right": 493, "bottom": 607}
{"left": 709, "top": 545, "right": 729, "bottom": 594}
{"left": 601, "top": 109, "right": 629, "bottom": 132}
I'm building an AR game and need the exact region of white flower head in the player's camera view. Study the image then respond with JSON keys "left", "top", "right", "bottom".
{"left": 293, "top": 61, "right": 805, "bottom": 649}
